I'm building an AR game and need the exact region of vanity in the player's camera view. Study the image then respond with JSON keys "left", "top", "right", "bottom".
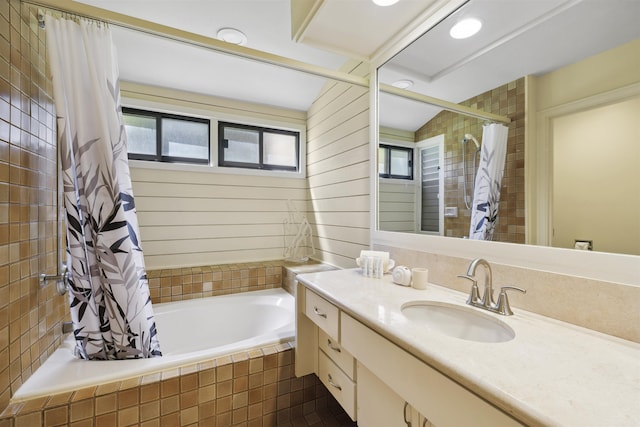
{"left": 294, "top": 268, "right": 640, "bottom": 427}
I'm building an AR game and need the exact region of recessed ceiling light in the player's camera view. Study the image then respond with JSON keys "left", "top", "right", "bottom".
{"left": 217, "top": 28, "right": 247, "bottom": 45}
{"left": 392, "top": 79, "right": 413, "bottom": 89}
{"left": 372, "top": 0, "right": 400, "bottom": 6}
{"left": 449, "top": 18, "right": 482, "bottom": 39}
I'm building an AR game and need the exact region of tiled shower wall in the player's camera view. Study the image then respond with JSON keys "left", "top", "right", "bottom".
{"left": 0, "top": 0, "right": 67, "bottom": 411}
{"left": 415, "top": 78, "right": 526, "bottom": 244}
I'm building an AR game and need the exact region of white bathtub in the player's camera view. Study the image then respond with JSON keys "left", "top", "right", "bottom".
{"left": 12, "top": 288, "right": 295, "bottom": 402}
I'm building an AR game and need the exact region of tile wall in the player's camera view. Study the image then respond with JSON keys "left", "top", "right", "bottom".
{"left": 0, "top": 0, "right": 67, "bottom": 411}
{"left": 415, "top": 78, "right": 526, "bottom": 244}
{"left": 147, "top": 262, "right": 285, "bottom": 304}
{"left": 0, "top": 343, "right": 344, "bottom": 427}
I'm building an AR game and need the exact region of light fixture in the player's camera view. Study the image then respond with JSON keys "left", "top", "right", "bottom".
{"left": 449, "top": 18, "right": 482, "bottom": 39}
{"left": 217, "top": 28, "right": 247, "bottom": 45}
{"left": 372, "top": 0, "right": 399, "bottom": 6}
{"left": 391, "top": 79, "right": 413, "bottom": 89}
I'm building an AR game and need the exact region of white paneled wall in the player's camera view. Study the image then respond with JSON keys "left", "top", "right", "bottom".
{"left": 378, "top": 179, "right": 416, "bottom": 232}
{"left": 132, "top": 168, "right": 308, "bottom": 268}
{"left": 306, "top": 61, "right": 371, "bottom": 268}
{"left": 123, "top": 83, "right": 308, "bottom": 269}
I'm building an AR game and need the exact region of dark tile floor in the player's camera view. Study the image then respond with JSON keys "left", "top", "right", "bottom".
{"left": 280, "top": 394, "right": 357, "bottom": 427}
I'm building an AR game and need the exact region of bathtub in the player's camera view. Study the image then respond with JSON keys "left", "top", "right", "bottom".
{"left": 12, "top": 288, "right": 294, "bottom": 401}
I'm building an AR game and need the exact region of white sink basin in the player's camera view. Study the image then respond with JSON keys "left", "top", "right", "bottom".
{"left": 401, "top": 301, "right": 515, "bottom": 343}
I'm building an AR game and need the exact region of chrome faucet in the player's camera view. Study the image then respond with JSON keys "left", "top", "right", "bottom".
{"left": 458, "top": 258, "right": 526, "bottom": 316}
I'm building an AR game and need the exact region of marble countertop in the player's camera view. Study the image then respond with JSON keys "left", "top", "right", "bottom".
{"left": 296, "top": 268, "right": 640, "bottom": 427}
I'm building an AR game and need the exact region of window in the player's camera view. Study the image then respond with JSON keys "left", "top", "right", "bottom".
{"left": 378, "top": 144, "right": 413, "bottom": 179}
{"left": 123, "top": 107, "right": 210, "bottom": 164}
{"left": 219, "top": 122, "right": 299, "bottom": 172}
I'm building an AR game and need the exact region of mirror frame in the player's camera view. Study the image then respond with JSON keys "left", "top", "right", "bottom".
{"left": 369, "top": 0, "right": 639, "bottom": 287}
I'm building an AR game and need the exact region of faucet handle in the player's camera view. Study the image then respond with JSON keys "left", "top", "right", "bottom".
{"left": 495, "top": 286, "right": 526, "bottom": 316}
{"left": 457, "top": 274, "right": 480, "bottom": 305}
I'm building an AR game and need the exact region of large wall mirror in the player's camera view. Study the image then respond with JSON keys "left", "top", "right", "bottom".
{"left": 376, "top": 0, "right": 640, "bottom": 257}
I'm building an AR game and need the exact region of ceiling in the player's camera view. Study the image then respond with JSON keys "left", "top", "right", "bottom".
{"left": 73, "top": 0, "right": 640, "bottom": 125}
{"left": 74, "top": 0, "right": 437, "bottom": 112}
{"left": 379, "top": 0, "right": 640, "bottom": 131}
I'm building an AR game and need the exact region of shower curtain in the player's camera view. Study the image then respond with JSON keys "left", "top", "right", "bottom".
{"left": 469, "top": 124, "right": 509, "bottom": 240}
{"left": 46, "top": 16, "right": 161, "bottom": 359}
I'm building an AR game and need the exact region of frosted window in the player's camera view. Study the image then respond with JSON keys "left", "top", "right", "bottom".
{"left": 124, "top": 114, "right": 156, "bottom": 156}
{"left": 162, "top": 118, "right": 209, "bottom": 160}
{"left": 264, "top": 133, "right": 297, "bottom": 167}
{"left": 222, "top": 127, "right": 259, "bottom": 164}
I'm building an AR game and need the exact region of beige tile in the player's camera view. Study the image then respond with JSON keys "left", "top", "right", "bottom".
{"left": 43, "top": 406, "right": 68, "bottom": 426}
{"left": 118, "top": 387, "right": 139, "bottom": 409}
{"left": 69, "top": 398, "right": 93, "bottom": 422}
{"left": 160, "top": 395, "right": 179, "bottom": 416}
{"left": 118, "top": 406, "right": 139, "bottom": 427}
{"left": 95, "top": 393, "right": 117, "bottom": 416}
{"left": 139, "top": 400, "right": 159, "bottom": 422}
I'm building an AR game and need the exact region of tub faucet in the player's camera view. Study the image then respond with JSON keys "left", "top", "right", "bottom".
{"left": 458, "top": 258, "right": 495, "bottom": 309}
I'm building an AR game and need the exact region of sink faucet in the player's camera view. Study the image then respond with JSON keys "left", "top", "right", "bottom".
{"left": 458, "top": 258, "right": 526, "bottom": 316}
{"left": 461, "top": 258, "right": 495, "bottom": 308}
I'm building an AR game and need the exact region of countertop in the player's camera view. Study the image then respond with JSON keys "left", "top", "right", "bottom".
{"left": 296, "top": 268, "right": 640, "bottom": 427}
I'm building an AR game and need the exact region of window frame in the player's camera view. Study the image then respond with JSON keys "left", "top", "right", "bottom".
{"left": 123, "top": 107, "right": 211, "bottom": 165}
{"left": 218, "top": 121, "right": 300, "bottom": 172}
{"left": 378, "top": 144, "right": 414, "bottom": 180}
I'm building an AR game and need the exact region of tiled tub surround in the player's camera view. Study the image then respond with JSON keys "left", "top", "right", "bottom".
{"left": 375, "top": 244, "right": 640, "bottom": 343}
{"left": 297, "top": 269, "right": 640, "bottom": 426}
{"left": 0, "top": 0, "right": 67, "bottom": 413}
{"left": 0, "top": 260, "right": 353, "bottom": 426}
{"left": 0, "top": 343, "right": 339, "bottom": 427}
{"left": 11, "top": 288, "right": 296, "bottom": 401}
{"left": 146, "top": 261, "right": 286, "bottom": 303}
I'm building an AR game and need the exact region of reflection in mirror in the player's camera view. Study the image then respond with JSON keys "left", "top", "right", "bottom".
{"left": 377, "top": 0, "right": 640, "bottom": 256}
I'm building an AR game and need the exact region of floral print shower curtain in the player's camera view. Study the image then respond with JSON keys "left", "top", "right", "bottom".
{"left": 45, "top": 16, "right": 161, "bottom": 359}
{"left": 469, "top": 123, "right": 509, "bottom": 241}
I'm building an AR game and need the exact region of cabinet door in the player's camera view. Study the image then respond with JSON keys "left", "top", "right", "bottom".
{"left": 357, "top": 361, "right": 409, "bottom": 427}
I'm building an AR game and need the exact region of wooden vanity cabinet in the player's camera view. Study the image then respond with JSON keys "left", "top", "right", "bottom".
{"left": 295, "top": 284, "right": 357, "bottom": 420}
{"left": 358, "top": 361, "right": 435, "bottom": 427}
{"left": 341, "top": 312, "right": 524, "bottom": 427}
{"left": 295, "top": 282, "right": 524, "bottom": 426}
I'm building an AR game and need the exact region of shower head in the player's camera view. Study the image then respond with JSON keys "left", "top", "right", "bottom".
{"left": 462, "top": 134, "right": 480, "bottom": 150}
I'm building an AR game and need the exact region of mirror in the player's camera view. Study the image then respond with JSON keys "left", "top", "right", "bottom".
{"left": 376, "top": 0, "right": 640, "bottom": 256}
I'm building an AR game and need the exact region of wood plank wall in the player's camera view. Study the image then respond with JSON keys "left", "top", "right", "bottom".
{"left": 305, "top": 61, "right": 371, "bottom": 268}
{"left": 378, "top": 127, "right": 417, "bottom": 233}
{"left": 122, "top": 83, "right": 308, "bottom": 269}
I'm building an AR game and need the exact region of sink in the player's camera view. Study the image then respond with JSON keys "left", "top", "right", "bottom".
{"left": 401, "top": 301, "right": 515, "bottom": 343}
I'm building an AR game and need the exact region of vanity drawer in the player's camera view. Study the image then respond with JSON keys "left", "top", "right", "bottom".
{"left": 305, "top": 288, "right": 339, "bottom": 338}
{"left": 318, "top": 328, "right": 355, "bottom": 379}
{"left": 318, "top": 349, "right": 356, "bottom": 420}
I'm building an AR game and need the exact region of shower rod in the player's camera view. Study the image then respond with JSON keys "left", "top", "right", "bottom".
{"left": 25, "top": 0, "right": 510, "bottom": 125}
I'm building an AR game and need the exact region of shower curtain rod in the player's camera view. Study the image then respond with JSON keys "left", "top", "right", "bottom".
{"left": 26, "top": 0, "right": 510, "bottom": 125}
{"left": 379, "top": 83, "right": 511, "bottom": 124}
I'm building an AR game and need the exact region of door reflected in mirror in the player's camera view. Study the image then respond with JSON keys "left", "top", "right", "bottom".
{"left": 376, "top": 0, "right": 640, "bottom": 256}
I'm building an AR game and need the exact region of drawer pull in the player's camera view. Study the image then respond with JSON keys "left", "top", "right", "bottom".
{"left": 327, "top": 339, "right": 342, "bottom": 353}
{"left": 327, "top": 373, "right": 342, "bottom": 391}
{"left": 313, "top": 306, "right": 327, "bottom": 318}
{"left": 423, "top": 418, "right": 429, "bottom": 427}
{"left": 404, "top": 402, "right": 412, "bottom": 427}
